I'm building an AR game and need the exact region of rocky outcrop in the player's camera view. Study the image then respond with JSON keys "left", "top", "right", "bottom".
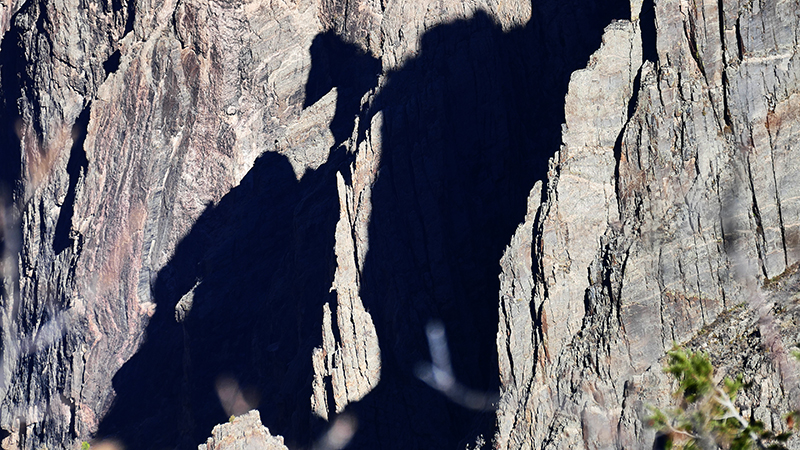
{"left": 198, "top": 410, "right": 288, "bottom": 450}
{"left": 310, "top": 167, "right": 381, "bottom": 420}
{"left": 496, "top": 0, "right": 800, "bottom": 447}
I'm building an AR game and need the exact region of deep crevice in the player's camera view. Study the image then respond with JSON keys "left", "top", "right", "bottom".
{"left": 0, "top": 11, "right": 27, "bottom": 203}
{"left": 721, "top": 70, "right": 733, "bottom": 128}
{"left": 735, "top": 16, "right": 744, "bottom": 61}
{"left": 327, "top": 292, "right": 343, "bottom": 345}
{"left": 746, "top": 157, "right": 769, "bottom": 279}
{"left": 123, "top": 0, "right": 136, "bottom": 37}
{"left": 324, "top": 375, "right": 337, "bottom": 418}
{"left": 716, "top": 0, "right": 734, "bottom": 132}
{"left": 684, "top": 16, "right": 707, "bottom": 80}
{"left": 53, "top": 103, "right": 90, "bottom": 255}
{"left": 626, "top": 67, "right": 644, "bottom": 122}
{"left": 103, "top": 50, "right": 121, "bottom": 76}
{"left": 614, "top": 66, "right": 643, "bottom": 206}
{"left": 639, "top": 0, "right": 658, "bottom": 63}
{"left": 18, "top": 421, "right": 26, "bottom": 449}
{"left": 716, "top": 0, "right": 727, "bottom": 64}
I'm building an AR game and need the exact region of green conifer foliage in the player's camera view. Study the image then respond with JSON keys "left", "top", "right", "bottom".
{"left": 649, "top": 346, "right": 797, "bottom": 450}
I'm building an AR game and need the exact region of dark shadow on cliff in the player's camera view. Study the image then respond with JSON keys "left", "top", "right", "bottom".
{"left": 305, "top": 31, "right": 381, "bottom": 148}
{"left": 95, "top": 148, "right": 354, "bottom": 449}
{"left": 303, "top": 3, "right": 628, "bottom": 448}
{"left": 95, "top": 25, "right": 379, "bottom": 449}
{"left": 53, "top": 103, "right": 90, "bottom": 254}
{"left": 97, "top": 0, "right": 627, "bottom": 447}
{"left": 640, "top": 0, "right": 658, "bottom": 63}
{"left": 0, "top": 10, "right": 26, "bottom": 267}
{"left": 0, "top": 27, "right": 23, "bottom": 197}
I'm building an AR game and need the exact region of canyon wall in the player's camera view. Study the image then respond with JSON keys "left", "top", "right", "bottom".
{"left": 496, "top": 0, "right": 800, "bottom": 447}
{"left": 0, "top": 0, "right": 797, "bottom": 448}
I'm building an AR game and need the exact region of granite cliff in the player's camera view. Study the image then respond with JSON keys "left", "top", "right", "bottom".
{"left": 0, "top": 0, "right": 797, "bottom": 448}
{"left": 495, "top": 0, "right": 800, "bottom": 446}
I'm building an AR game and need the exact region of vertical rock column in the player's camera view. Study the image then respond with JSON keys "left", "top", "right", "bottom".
{"left": 496, "top": 15, "right": 645, "bottom": 450}
{"left": 311, "top": 110, "right": 382, "bottom": 420}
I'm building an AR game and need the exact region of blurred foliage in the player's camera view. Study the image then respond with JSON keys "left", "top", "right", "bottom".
{"left": 649, "top": 345, "right": 798, "bottom": 449}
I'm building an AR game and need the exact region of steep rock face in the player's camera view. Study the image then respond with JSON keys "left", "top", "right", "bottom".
{"left": 0, "top": 0, "right": 134, "bottom": 445}
{"left": 0, "top": 0, "right": 629, "bottom": 449}
{"left": 1, "top": 0, "right": 330, "bottom": 447}
{"left": 496, "top": 0, "right": 800, "bottom": 447}
{"left": 5, "top": 0, "right": 796, "bottom": 448}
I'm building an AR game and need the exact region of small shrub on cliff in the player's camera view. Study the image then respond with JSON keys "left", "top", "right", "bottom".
{"left": 649, "top": 345, "right": 795, "bottom": 449}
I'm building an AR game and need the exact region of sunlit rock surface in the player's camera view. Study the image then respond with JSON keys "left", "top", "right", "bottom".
{"left": 496, "top": 0, "right": 800, "bottom": 447}
{"left": 0, "top": 0, "right": 797, "bottom": 448}
{"left": 198, "top": 410, "right": 288, "bottom": 450}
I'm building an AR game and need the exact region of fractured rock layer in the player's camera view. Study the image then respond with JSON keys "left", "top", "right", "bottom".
{"left": 496, "top": 0, "right": 800, "bottom": 447}
{"left": 1, "top": 0, "right": 627, "bottom": 447}
{"left": 3, "top": 0, "right": 797, "bottom": 447}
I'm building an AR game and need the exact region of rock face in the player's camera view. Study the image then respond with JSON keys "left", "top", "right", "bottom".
{"left": 0, "top": 0, "right": 797, "bottom": 448}
{"left": 495, "top": 0, "right": 800, "bottom": 447}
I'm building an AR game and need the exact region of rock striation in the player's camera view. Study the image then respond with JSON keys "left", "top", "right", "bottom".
{"left": 310, "top": 169, "right": 381, "bottom": 421}
{"left": 0, "top": 0, "right": 797, "bottom": 448}
{"left": 496, "top": 0, "right": 800, "bottom": 447}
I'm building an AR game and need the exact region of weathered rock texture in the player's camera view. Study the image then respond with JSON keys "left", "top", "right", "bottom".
{"left": 198, "top": 410, "right": 288, "bottom": 450}
{"left": 310, "top": 170, "right": 381, "bottom": 420}
{"left": 495, "top": 0, "right": 800, "bottom": 447}
{"left": 0, "top": 0, "right": 797, "bottom": 447}
{"left": 0, "top": 0, "right": 628, "bottom": 446}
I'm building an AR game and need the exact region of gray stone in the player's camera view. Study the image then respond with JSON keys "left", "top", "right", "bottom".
{"left": 2, "top": 0, "right": 798, "bottom": 448}
{"left": 198, "top": 410, "right": 288, "bottom": 450}
{"left": 494, "top": 0, "right": 800, "bottom": 447}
